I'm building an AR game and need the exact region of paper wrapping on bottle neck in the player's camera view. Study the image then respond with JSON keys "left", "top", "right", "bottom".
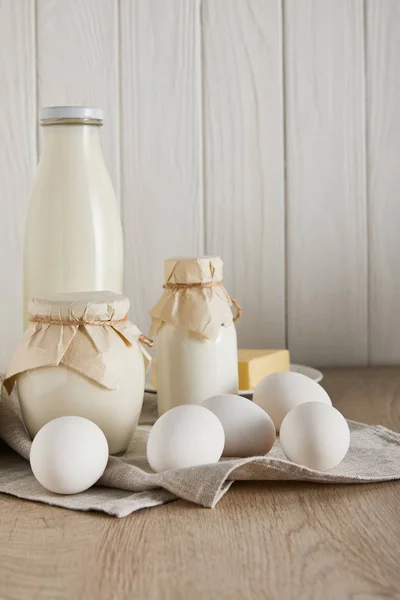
{"left": 5, "top": 291, "right": 151, "bottom": 393}
{"left": 149, "top": 257, "right": 235, "bottom": 340}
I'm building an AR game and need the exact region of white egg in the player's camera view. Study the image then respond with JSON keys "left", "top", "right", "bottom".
{"left": 202, "top": 394, "right": 276, "bottom": 457}
{"left": 147, "top": 405, "right": 225, "bottom": 472}
{"left": 30, "top": 416, "right": 109, "bottom": 494}
{"left": 280, "top": 402, "right": 350, "bottom": 471}
{"left": 253, "top": 371, "right": 331, "bottom": 431}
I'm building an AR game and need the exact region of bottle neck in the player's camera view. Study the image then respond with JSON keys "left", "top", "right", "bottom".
{"left": 40, "top": 124, "right": 103, "bottom": 162}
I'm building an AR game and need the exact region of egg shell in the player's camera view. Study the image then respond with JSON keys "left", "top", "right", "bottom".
{"left": 202, "top": 394, "right": 276, "bottom": 457}
{"left": 253, "top": 371, "right": 331, "bottom": 431}
{"left": 147, "top": 405, "right": 225, "bottom": 473}
{"left": 30, "top": 416, "right": 109, "bottom": 494}
{"left": 280, "top": 402, "right": 350, "bottom": 471}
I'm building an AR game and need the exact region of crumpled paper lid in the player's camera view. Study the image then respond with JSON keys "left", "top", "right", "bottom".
{"left": 6, "top": 291, "right": 151, "bottom": 392}
{"left": 28, "top": 290, "right": 129, "bottom": 323}
{"left": 163, "top": 256, "right": 224, "bottom": 285}
{"left": 150, "top": 257, "right": 235, "bottom": 340}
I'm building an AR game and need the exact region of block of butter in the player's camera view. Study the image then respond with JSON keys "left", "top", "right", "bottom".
{"left": 152, "top": 349, "right": 290, "bottom": 390}
{"left": 238, "top": 349, "right": 290, "bottom": 390}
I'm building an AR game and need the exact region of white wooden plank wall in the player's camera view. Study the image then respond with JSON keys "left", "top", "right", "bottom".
{"left": 120, "top": 0, "right": 203, "bottom": 332}
{"left": 367, "top": 0, "right": 400, "bottom": 364}
{"left": 0, "top": 1, "right": 35, "bottom": 371}
{"left": 285, "top": 0, "right": 368, "bottom": 366}
{"left": 0, "top": 0, "right": 399, "bottom": 369}
{"left": 202, "top": 0, "right": 285, "bottom": 350}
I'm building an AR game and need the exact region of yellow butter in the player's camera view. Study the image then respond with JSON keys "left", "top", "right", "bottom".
{"left": 238, "top": 349, "right": 290, "bottom": 390}
{"left": 152, "top": 348, "right": 290, "bottom": 390}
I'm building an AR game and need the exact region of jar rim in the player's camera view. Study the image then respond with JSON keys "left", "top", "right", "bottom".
{"left": 40, "top": 106, "right": 104, "bottom": 125}
{"left": 28, "top": 291, "right": 129, "bottom": 324}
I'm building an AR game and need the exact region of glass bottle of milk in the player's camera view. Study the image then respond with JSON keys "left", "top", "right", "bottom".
{"left": 23, "top": 106, "right": 123, "bottom": 319}
{"left": 150, "top": 256, "right": 240, "bottom": 414}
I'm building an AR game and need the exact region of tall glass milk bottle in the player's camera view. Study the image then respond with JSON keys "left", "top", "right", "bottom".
{"left": 23, "top": 106, "right": 123, "bottom": 320}
{"left": 150, "top": 257, "right": 240, "bottom": 414}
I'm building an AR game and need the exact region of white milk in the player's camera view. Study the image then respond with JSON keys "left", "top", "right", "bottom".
{"left": 13, "top": 291, "right": 146, "bottom": 455}
{"left": 156, "top": 323, "right": 238, "bottom": 414}
{"left": 150, "top": 256, "right": 239, "bottom": 414}
{"left": 23, "top": 106, "right": 123, "bottom": 320}
{"left": 18, "top": 346, "right": 145, "bottom": 456}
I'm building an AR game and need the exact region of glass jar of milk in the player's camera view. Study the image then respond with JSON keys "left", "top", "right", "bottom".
{"left": 150, "top": 257, "right": 240, "bottom": 414}
{"left": 5, "top": 291, "right": 151, "bottom": 454}
{"left": 23, "top": 106, "right": 123, "bottom": 321}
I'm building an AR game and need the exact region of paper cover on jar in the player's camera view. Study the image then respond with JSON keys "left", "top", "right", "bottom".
{"left": 149, "top": 257, "right": 238, "bottom": 340}
{"left": 5, "top": 291, "right": 151, "bottom": 392}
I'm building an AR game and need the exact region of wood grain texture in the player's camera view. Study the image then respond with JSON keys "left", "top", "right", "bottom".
{"left": 0, "top": 368, "right": 399, "bottom": 600}
{"left": 120, "top": 0, "right": 203, "bottom": 332}
{"left": 36, "top": 0, "right": 120, "bottom": 197}
{"left": 285, "top": 0, "right": 368, "bottom": 366}
{"left": 0, "top": 1, "right": 35, "bottom": 371}
{"left": 202, "top": 0, "right": 285, "bottom": 349}
{"left": 367, "top": 1, "right": 400, "bottom": 365}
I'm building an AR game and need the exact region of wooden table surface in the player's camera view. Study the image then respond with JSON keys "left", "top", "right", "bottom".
{"left": 0, "top": 368, "right": 399, "bottom": 600}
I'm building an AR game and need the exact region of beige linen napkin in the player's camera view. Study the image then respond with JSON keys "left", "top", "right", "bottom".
{"left": 1, "top": 380, "right": 400, "bottom": 518}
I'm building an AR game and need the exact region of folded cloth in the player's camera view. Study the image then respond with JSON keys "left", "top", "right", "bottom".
{"left": 0, "top": 379, "right": 399, "bottom": 518}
